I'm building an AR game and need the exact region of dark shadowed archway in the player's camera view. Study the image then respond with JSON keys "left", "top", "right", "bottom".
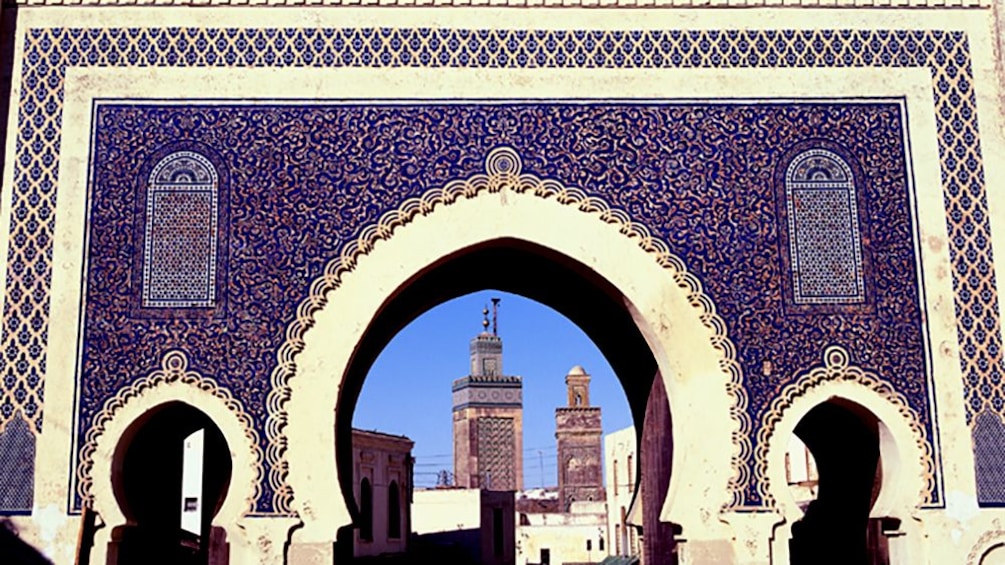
{"left": 109, "top": 402, "right": 232, "bottom": 565}
{"left": 788, "top": 399, "right": 892, "bottom": 565}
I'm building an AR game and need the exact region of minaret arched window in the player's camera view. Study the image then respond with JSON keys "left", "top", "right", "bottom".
{"left": 142, "top": 151, "right": 219, "bottom": 308}
{"left": 360, "top": 477, "right": 373, "bottom": 542}
{"left": 784, "top": 149, "right": 866, "bottom": 305}
{"left": 388, "top": 480, "right": 402, "bottom": 539}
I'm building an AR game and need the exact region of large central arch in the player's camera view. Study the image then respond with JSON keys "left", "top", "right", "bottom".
{"left": 279, "top": 148, "right": 747, "bottom": 560}
{"left": 333, "top": 240, "right": 660, "bottom": 500}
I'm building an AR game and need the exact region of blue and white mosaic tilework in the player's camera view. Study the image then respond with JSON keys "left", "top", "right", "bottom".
{"left": 142, "top": 151, "right": 220, "bottom": 309}
{"left": 784, "top": 149, "right": 866, "bottom": 305}
{"left": 83, "top": 101, "right": 925, "bottom": 513}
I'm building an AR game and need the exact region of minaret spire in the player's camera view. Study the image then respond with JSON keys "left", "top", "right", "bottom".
{"left": 491, "top": 297, "right": 501, "bottom": 336}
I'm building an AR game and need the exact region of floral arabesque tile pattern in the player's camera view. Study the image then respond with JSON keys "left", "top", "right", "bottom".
{"left": 85, "top": 102, "right": 923, "bottom": 513}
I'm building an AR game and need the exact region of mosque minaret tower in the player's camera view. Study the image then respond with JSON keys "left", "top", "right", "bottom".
{"left": 452, "top": 299, "right": 524, "bottom": 491}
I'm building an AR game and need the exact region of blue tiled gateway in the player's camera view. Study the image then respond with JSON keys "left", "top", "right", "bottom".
{"left": 0, "top": 3, "right": 1004, "bottom": 565}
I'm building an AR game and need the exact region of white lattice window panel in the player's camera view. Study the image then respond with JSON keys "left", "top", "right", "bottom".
{"left": 143, "top": 151, "right": 219, "bottom": 308}
{"left": 785, "top": 149, "right": 865, "bottom": 305}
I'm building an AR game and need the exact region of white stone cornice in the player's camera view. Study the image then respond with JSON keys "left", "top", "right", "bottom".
{"left": 3, "top": 0, "right": 991, "bottom": 8}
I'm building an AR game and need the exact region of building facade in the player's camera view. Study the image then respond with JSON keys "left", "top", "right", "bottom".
{"left": 453, "top": 308, "right": 524, "bottom": 491}
{"left": 517, "top": 501, "right": 609, "bottom": 565}
{"left": 0, "top": 3, "right": 1004, "bottom": 564}
{"left": 350, "top": 429, "right": 413, "bottom": 559}
{"left": 605, "top": 426, "right": 642, "bottom": 561}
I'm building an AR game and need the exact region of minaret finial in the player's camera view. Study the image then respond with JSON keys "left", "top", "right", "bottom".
{"left": 491, "top": 298, "right": 501, "bottom": 336}
{"left": 482, "top": 306, "right": 490, "bottom": 331}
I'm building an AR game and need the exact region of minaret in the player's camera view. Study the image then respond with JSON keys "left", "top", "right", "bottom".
{"left": 452, "top": 300, "right": 524, "bottom": 491}
{"left": 555, "top": 365, "right": 605, "bottom": 511}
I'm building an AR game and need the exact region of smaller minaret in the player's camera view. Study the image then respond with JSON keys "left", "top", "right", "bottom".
{"left": 555, "top": 366, "right": 604, "bottom": 511}
{"left": 566, "top": 365, "right": 591, "bottom": 407}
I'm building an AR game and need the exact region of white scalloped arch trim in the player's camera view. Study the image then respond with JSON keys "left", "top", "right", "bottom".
{"left": 264, "top": 146, "right": 752, "bottom": 514}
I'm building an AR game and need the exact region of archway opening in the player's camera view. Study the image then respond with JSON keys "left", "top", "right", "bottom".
{"left": 334, "top": 239, "right": 674, "bottom": 564}
{"left": 110, "top": 402, "right": 232, "bottom": 565}
{"left": 788, "top": 398, "right": 894, "bottom": 565}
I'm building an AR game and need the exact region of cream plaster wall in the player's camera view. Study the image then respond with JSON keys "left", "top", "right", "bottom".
{"left": 412, "top": 488, "right": 482, "bottom": 534}
{"left": 984, "top": 546, "right": 1005, "bottom": 565}
{"left": 604, "top": 426, "right": 639, "bottom": 558}
{"left": 517, "top": 502, "right": 609, "bottom": 565}
{"left": 1, "top": 5, "right": 1004, "bottom": 565}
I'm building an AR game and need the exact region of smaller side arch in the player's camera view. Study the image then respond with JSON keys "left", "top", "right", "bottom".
{"left": 757, "top": 345, "right": 932, "bottom": 518}
{"left": 758, "top": 347, "right": 933, "bottom": 565}
{"left": 82, "top": 351, "right": 261, "bottom": 530}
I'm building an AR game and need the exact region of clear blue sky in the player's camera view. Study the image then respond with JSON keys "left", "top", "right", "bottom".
{"left": 353, "top": 290, "right": 634, "bottom": 489}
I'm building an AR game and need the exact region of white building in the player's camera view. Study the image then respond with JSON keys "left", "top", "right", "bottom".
{"left": 785, "top": 435, "right": 820, "bottom": 513}
{"left": 412, "top": 487, "right": 516, "bottom": 565}
{"left": 605, "top": 426, "right": 642, "bottom": 560}
{"left": 517, "top": 500, "right": 608, "bottom": 565}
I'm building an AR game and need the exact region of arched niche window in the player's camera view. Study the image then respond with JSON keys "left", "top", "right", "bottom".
{"left": 359, "top": 477, "right": 373, "bottom": 542}
{"left": 142, "top": 151, "right": 219, "bottom": 309}
{"left": 0, "top": 413, "right": 35, "bottom": 514}
{"left": 784, "top": 149, "right": 866, "bottom": 306}
{"left": 387, "top": 480, "right": 401, "bottom": 539}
